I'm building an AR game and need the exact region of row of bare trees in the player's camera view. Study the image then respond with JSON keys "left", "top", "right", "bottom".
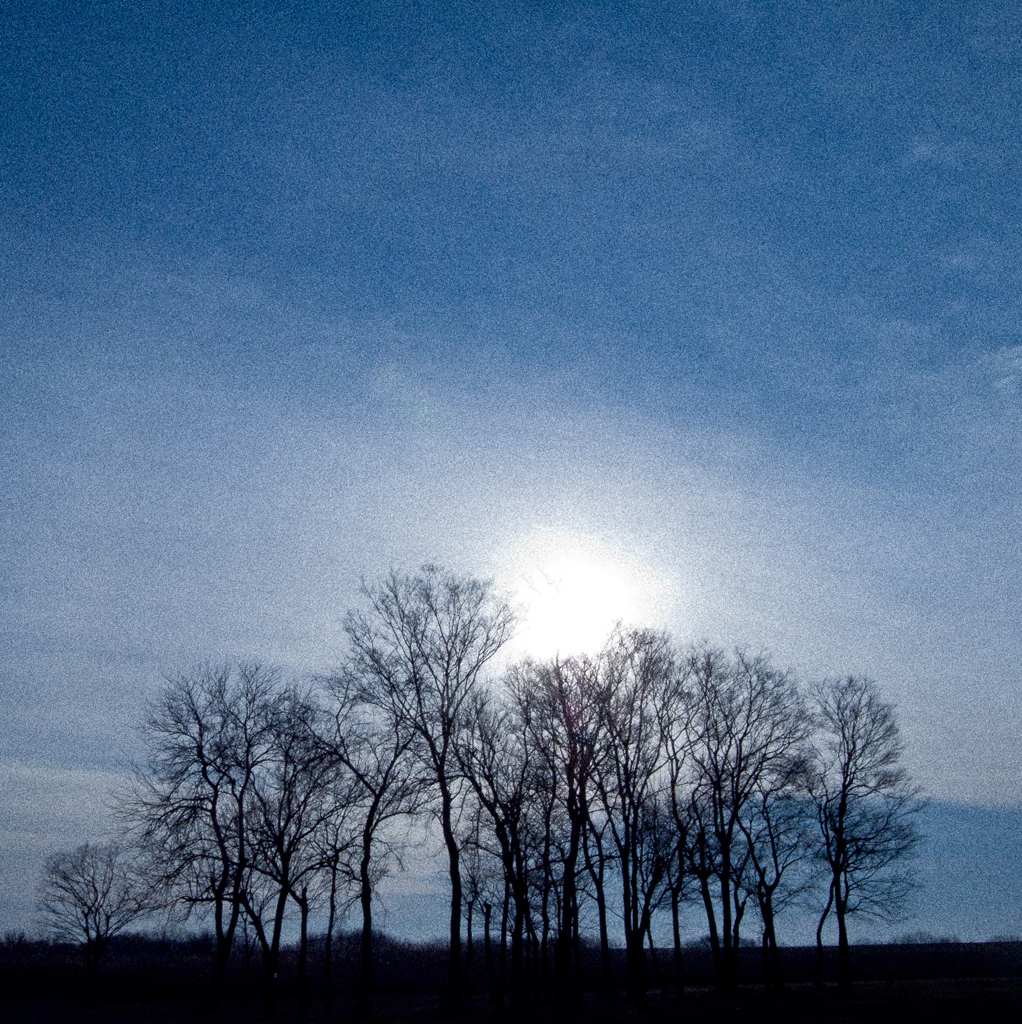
{"left": 37, "top": 566, "right": 923, "bottom": 1014}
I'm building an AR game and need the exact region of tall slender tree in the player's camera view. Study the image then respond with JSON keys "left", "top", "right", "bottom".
{"left": 810, "top": 676, "right": 923, "bottom": 995}
{"left": 661, "top": 658, "right": 697, "bottom": 1001}
{"left": 596, "top": 629, "right": 675, "bottom": 1004}
{"left": 515, "top": 653, "right": 609, "bottom": 1007}
{"left": 344, "top": 565, "right": 515, "bottom": 1014}
{"left": 457, "top": 686, "right": 537, "bottom": 1013}
{"left": 739, "top": 760, "right": 815, "bottom": 991}
{"left": 322, "top": 669, "right": 423, "bottom": 1020}
{"left": 243, "top": 685, "right": 335, "bottom": 1014}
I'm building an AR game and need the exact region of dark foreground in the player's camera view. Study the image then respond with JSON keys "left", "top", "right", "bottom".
{"left": 2, "top": 939, "right": 1020, "bottom": 1024}
{"left": 2, "top": 980, "right": 1021, "bottom": 1024}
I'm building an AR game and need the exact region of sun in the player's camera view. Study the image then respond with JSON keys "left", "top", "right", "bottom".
{"left": 500, "top": 533, "right": 662, "bottom": 659}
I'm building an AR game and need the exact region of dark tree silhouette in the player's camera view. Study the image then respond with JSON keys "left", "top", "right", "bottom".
{"left": 810, "top": 675, "right": 924, "bottom": 995}
{"left": 682, "top": 648, "right": 809, "bottom": 993}
{"left": 457, "top": 686, "right": 537, "bottom": 1013}
{"left": 580, "top": 799, "right": 615, "bottom": 997}
{"left": 661, "top": 659, "right": 698, "bottom": 1001}
{"left": 125, "top": 664, "right": 282, "bottom": 1000}
{"left": 739, "top": 759, "right": 816, "bottom": 991}
{"left": 243, "top": 685, "right": 335, "bottom": 1015}
{"left": 514, "top": 652, "right": 608, "bottom": 1007}
{"left": 107, "top": 576, "right": 934, "bottom": 1015}
{"left": 596, "top": 628, "right": 675, "bottom": 1004}
{"left": 344, "top": 565, "right": 515, "bottom": 1015}
{"left": 36, "top": 843, "right": 150, "bottom": 995}
{"left": 322, "top": 669, "right": 423, "bottom": 1020}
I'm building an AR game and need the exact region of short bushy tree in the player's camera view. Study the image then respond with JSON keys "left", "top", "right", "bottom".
{"left": 37, "top": 842, "right": 150, "bottom": 992}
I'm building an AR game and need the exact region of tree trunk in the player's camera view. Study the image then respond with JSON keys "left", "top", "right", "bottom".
{"left": 511, "top": 888, "right": 526, "bottom": 1014}
{"left": 621, "top": 848, "right": 646, "bottom": 1005}
{"left": 584, "top": 836, "right": 612, "bottom": 997}
{"left": 484, "top": 903, "right": 496, "bottom": 1009}
{"left": 646, "top": 914, "right": 662, "bottom": 994}
{"left": 759, "top": 891, "right": 782, "bottom": 993}
{"left": 298, "top": 893, "right": 310, "bottom": 1018}
{"left": 525, "top": 910, "right": 538, "bottom": 1004}
{"left": 698, "top": 870, "right": 722, "bottom": 990}
{"left": 718, "top": 858, "right": 736, "bottom": 994}
{"left": 556, "top": 816, "right": 582, "bottom": 1007}
{"left": 769, "top": 927, "right": 782, "bottom": 992}
{"left": 836, "top": 886, "right": 851, "bottom": 997}
{"left": 671, "top": 884, "right": 684, "bottom": 1000}
{"left": 815, "top": 880, "right": 834, "bottom": 990}
{"left": 597, "top": 894, "right": 612, "bottom": 997}
{"left": 571, "top": 887, "right": 582, "bottom": 997}
{"left": 624, "top": 928, "right": 646, "bottom": 1004}
{"left": 540, "top": 872, "right": 551, "bottom": 1003}
{"left": 359, "top": 841, "right": 375, "bottom": 1020}
{"left": 261, "top": 883, "right": 290, "bottom": 1016}
{"left": 441, "top": 793, "right": 463, "bottom": 1016}
{"left": 84, "top": 940, "right": 101, "bottom": 1003}
{"left": 630, "top": 896, "right": 656, "bottom": 1007}
{"left": 242, "top": 916, "right": 253, "bottom": 1011}
{"left": 324, "top": 860, "right": 338, "bottom": 1018}
{"left": 730, "top": 890, "right": 747, "bottom": 986}
{"left": 465, "top": 899, "right": 474, "bottom": 997}
{"left": 209, "top": 886, "right": 242, "bottom": 1000}
{"left": 497, "top": 879, "right": 509, "bottom": 1011}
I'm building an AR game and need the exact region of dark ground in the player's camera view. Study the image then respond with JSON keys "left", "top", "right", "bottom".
{"left": 2, "top": 980, "right": 1022, "bottom": 1024}
{"left": 1, "top": 938, "right": 1019, "bottom": 1024}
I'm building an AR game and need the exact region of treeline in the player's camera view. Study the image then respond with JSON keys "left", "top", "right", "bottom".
{"left": 36, "top": 566, "right": 923, "bottom": 1015}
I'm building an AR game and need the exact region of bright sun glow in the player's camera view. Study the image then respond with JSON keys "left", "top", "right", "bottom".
{"left": 501, "top": 533, "right": 663, "bottom": 659}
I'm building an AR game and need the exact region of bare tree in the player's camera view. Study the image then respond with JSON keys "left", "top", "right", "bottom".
{"left": 457, "top": 685, "right": 538, "bottom": 1013}
{"left": 456, "top": 798, "right": 504, "bottom": 1001}
{"left": 36, "top": 843, "right": 151, "bottom": 994}
{"left": 312, "top": 772, "right": 361, "bottom": 1020}
{"left": 682, "top": 648, "right": 809, "bottom": 992}
{"left": 810, "top": 676, "right": 924, "bottom": 995}
{"left": 344, "top": 565, "right": 515, "bottom": 1014}
{"left": 243, "top": 685, "right": 336, "bottom": 1014}
{"left": 321, "top": 668, "right": 423, "bottom": 1020}
{"left": 661, "top": 658, "right": 697, "bottom": 1001}
{"left": 661, "top": 820, "right": 692, "bottom": 1001}
{"left": 514, "top": 653, "right": 609, "bottom": 1007}
{"left": 596, "top": 628, "right": 675, "bottom": 1004}
{"left": 124, "top": 664, "right": 282, "bottom": 999}
{"left": 580, "top": 801, "right": 615, "bottom": 997}
{"left": 739, "top": 759, "right": 816, "bottom": 991}
{"left": 522, "top": 725, "right": 562, "bottom": 1004}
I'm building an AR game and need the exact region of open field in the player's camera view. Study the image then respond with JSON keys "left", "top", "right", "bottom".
{"left": 2, "top": 980, "right": 1021, "bottom": 1024}
{"left": 1, "top": 939, "right": 1019, "bottom": 1024}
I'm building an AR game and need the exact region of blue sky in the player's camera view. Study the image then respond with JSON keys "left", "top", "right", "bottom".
{"left": 2, "top": 1, "right": 1021, "bottom": 936}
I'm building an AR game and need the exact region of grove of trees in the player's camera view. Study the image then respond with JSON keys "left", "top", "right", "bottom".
{"left": 36, "top": 565, "right": 924, "bottom": 1015}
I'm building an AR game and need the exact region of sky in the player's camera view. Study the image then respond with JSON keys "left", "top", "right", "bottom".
{"left": 2, "top": 0, "right": 1021, "bottom": 939}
